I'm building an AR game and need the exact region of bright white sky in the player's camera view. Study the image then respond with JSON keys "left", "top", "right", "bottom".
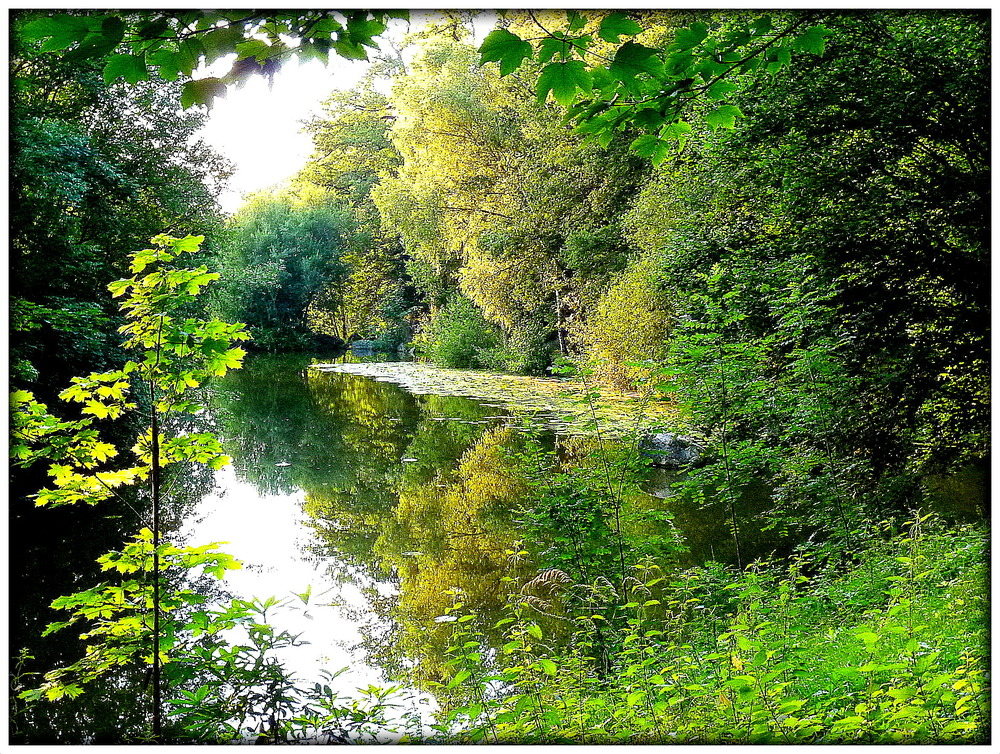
{"left": 197, "top": 56, "right": 370, "bottom": 213}
{"left": 195, "top": 13, "right": 495, "bottom": 214}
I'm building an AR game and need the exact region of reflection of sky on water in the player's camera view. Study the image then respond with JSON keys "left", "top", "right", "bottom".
{"left": 173, "top": 354, "right": 756, "bottom": 737}
{"left": 178, "top": 464, "right": 432, "bottom": 719}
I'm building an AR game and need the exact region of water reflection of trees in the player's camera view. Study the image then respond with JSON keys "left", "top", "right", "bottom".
{"left": 208, "top": 357, "right": 779, "bottom": 696}
{"left": 299, "top": 369, "right": 536, "bottom": 687}
{"left": 373, "top": 426, "right": 536, "bottom": 686}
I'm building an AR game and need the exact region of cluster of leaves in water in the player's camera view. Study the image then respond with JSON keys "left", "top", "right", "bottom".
{"left": 317, "top": 360, "right": 675, "bottom": 438}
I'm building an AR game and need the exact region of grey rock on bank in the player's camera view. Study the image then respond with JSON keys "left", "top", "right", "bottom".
{"left": 639, "top": 432, "right": 705, "bottom": 468}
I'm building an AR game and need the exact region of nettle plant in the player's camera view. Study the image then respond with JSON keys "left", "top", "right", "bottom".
{"left": 11, "top": 235, "right": 387, "bottom": 742}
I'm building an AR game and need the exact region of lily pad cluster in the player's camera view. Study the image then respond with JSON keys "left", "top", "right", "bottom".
{"left": 311, "top": 362, "right": 677, "bottom": 439}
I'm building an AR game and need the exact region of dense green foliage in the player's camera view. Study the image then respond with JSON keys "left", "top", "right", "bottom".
{"left": 17, "top": 11, "right": 403, "bottom": 108}
{"left": 429, "top": 515, "right": 987, "bottom": 743}
{"left": 211, "top": 188, "right": 354, "bottom": 350}
{"left": 11, "top": 17, "right": 229, "bottom": 393}
{"left": 11, "top": 236, "right": 246, "bottom": 735}
{"left": 11, "top": 7, "right": 988, "bottom": 746}
{"left": 418, "top": 294, "right": 499, "bottom": 369}
{"left": 318, "top": 9, "right": 986, "bottom": 536}
{"left": 10, "top": 22, "right": 235, "bottom": 740}
{"left": 10, "top": 239, "right": 409, "bottom": 743}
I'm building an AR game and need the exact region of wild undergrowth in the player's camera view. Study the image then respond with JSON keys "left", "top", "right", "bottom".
{"left": 427, "top": 513, "right": 988, "bottom": 744}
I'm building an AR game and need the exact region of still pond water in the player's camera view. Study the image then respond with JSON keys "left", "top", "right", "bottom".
{"left": 175, "top": 353, "right": 788, "bottom": 703}
{"left": 13, "top": 353, "right": 983, "bottom": 743}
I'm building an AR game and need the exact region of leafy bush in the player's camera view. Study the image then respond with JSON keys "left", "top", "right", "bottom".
{"left": 560, "top": 225, "right": 629, "bottom": 277}
{"left": 429, "top": 515, "right": 988, "bottom": 743}
{"left": 478, "top": 321, "right": 553, "bottom": 375}
{"left": 581, "top": 258, "right": 672, "bottom": 390}
{"left": 421, "top": 295, "right": 500, "bottom": 369}
{"left": 212, "top": 189, "right": 355, "bottom": 351}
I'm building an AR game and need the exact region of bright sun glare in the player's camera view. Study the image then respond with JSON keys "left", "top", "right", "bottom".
{"left": 195, "top": 13, "right": 494, "bottom": 214}
{"left": 196, "top": 56, "right": 369, "bottom": 214}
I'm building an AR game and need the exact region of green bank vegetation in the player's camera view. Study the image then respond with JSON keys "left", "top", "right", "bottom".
{"left": 9, "top": 9, "right": 988, "bottom": 744}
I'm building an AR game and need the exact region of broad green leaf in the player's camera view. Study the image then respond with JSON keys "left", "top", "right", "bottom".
{"left": 698, "top": 57, "right": 729, "bottom": 80}
{"left": 704, "top": 104, "right": 743, "bottom": 130}
{"left": 309, "top": 18, "right": 343, "bottom": 36}
{"left": 332, "top": 38, "right": 369, "bottom": 61}
{"left": 65, "top": 17, "right": 125, "bottom": 61}
{"left": 446, "top": 669, "right": 472, "bottom": 688}
{"left": 598, "top": 12, "right": 642, "bottom": 43}
{"left": 95, "top": 468, "right": 143, "bottom": 488}
{"left": 526, "top": 623, "right": 543, "bottom": 640}
{"left": 673, "top": 22, "right": 709, "bottom": 51}
{"left": 208, "top": 454, "right": 231, "bottom": 471}
{"left": 856, "top": 631, "right": 880, "bottom": 645}
{"left": 21, "top": 14, "right": 92, "bottom": 51}
{"left": 767, "top": 46, "right": 792, "bottom": 74}
{"left": 777, "top": 699, "right": 805, "bottom": 714}
{"left": 632, "top": 107, "right": 665, "bottom": 130}
{"left": 171, "top": 235, "right": 205, "bottom": 253}
{"left": 942, "top": 721, "right": 977, "bottom": 734}
{"left": 181, "top": 77, "right": 227, "bottom": 109}
{"left": 148, "top": 49, "right": 180, "bottom": 81}
{"left": 609, "top": 42, "right": 663, "bottom": 81}
{"left": 44, "top": 686, "right": 64, "bottom": 701}
{"left": 222, "top": 347, "right": 246, "bottom": 370}
{"left": 707, "top": 80, "right": 738, "bottom": 101}
{"left": 514, "top": 694, "right": 536, "bottom": 714}
{"left": 137, "top": 16, "right": 170, "bottom": 39}
{"left": 103, "top": 54, "right": 147, "bottom": 85}
{"left": 479, "top": 28, "right": 533, "bottom": 76}
{"left": 537, "top": 658, "right": 558, "bottom": 676}
{"left": 751, "top": 15, "right": 773, "bottom": 35}
{"left": 630, "top": 134, "right": 671, "bottom": 166}
{"left": 83, "top": 400, "right": 110, "bottom": 419}
{"left": 89, "top": 441, "right": 117, "bottom": 462}
{"left": 235, "top": 38, "right": 271, "bottom": 61}
{"left": 175, "top": 38, "right": 204, "bottom": 75}
{"left": 346, "top": 15, "right": 387, "bottom": 43}
{"left": 793, "top": 25, "right": 831, "bottom": 55}
{"left": 536, "top": 60, "right": 592, "bottom": 107}
{"left": 665, "top": 49, "right": 696, "bottom": 78}
{"left": 296, "top": 41, "right": 330, "bottom": 66}
{"left": 536, "top": 36, "right": 566, "bottom": 65}
{"left": 201, "top": 26, "right": 244, "bottom": 63}
{"left": 565, "top": 10, "right": 587, "bottom": 32}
